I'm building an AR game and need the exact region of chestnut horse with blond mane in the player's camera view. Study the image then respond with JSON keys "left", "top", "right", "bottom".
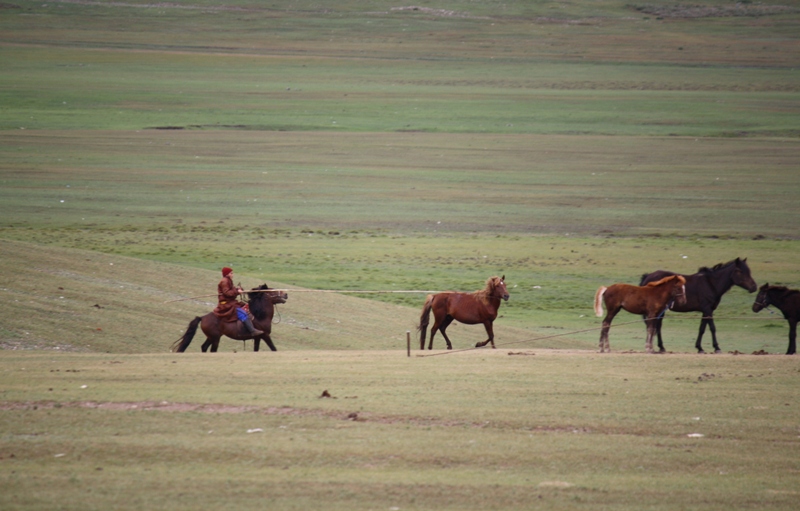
{"left": 418, "top": 276, "right": 510, "bottom": 350}
{"left": 594, "top": 275, "right": 686, "bottom": 353}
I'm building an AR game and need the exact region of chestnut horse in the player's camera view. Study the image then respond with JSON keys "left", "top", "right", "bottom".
{"left": 594, "top": 275, "right": 686, "bottom": 353}
{"left": 418, "top": 276, "right": 510, "bottom": 350}
{"left": 171, "top": 284, "right": 288, "bottom": 353}
{"left": 752, "top": 284, "right": 800, "bottom": 355}
{"left": 640, "top": 258, "right": 757, "bottom": 353}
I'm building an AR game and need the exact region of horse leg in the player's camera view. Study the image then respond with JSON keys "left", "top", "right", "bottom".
{"left": 645, "top": 317, "right": 656, "bottom": 353}
{"left": 427, "top": 312, "right": 441, "bottom": 350}
{"left": 438, "top": 316, "right": 455, "bottom": 350}
{"left": 707, "top": 317, "right": 721, "bottom": 354}
{"left": 210, "top": 338, "right": 221, "bottom": 352}
{"left": 787, "top": 320, "right": 797, "bottom": 355}
{"left": 654, "top": 317, "right": 666, "bottom": 353}
{"left": 427, "top": 325, "right": 436, "bottom": 350}
{"left": 476, "top": 321, "right": 495, "bottom": 349}
{"left": 599, "top": 322, "right": 610, "bottom": 353}
{"left": 201, "top": 338, "right": 212, "bottom": 352}
{"left": 262, "top": 335, "right": 277, "bottom": 352}
{"left": 695, "top": 318, "right": 709, "bottom": 353}
{"left": 600, "top": 309, "right": 618, "bottom": 353}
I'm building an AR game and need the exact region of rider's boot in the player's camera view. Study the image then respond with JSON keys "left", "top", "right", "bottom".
{"left": 243, "top": 317, "right": 264, "bottom": 337}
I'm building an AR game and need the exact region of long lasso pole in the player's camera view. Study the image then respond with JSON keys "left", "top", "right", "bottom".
{"left": 164, "top": 289, "right": 444, "bottom": 303}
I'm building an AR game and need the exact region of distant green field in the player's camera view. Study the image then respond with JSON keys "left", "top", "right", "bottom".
{"left": 2, "top": 45, "right": 798, "bottom": 135}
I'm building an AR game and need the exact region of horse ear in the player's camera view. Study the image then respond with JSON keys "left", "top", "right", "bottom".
{"left": 501, "top": 275, "right": 505, "bottom": 281}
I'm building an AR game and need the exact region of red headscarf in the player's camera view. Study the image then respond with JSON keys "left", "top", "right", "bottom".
{"left": 222, "top": 267, "right": 233, "bottom": 277}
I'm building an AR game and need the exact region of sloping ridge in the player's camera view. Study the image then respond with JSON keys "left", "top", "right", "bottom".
{"left": 0, "top": 239, "right": 535, "bottom": 353}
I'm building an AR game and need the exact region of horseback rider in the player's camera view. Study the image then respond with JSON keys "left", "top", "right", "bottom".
{"left": 213, "top": 267, "right": 263, "bottom": 337}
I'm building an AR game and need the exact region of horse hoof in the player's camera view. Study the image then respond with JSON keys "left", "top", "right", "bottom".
{"left": 475, "top": 342, "right": 481, "bottom": 348}
{"left": 697, "top": 350, "right": 705, "bottom": 354}
{"left": 714, "top": 349, "right": 721, "bottom": 354}
{"left": 659, "top": 348, "right": 666, "bottom": 353}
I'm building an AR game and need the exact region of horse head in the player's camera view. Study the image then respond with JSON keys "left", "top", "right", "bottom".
{"left": 269, "top": 289, "right": 289, "bottom": 305}
{"left": 732, "top": 257, "right": 758, "bottom": 293}
{"left": 752, "top": 283, "right": 771, "bottom": 312}
{"left": 247, "top": 284, "right": 288, "bottom": 319}
{"left": 247, "top": 284, "right": 288, "bottom": 303}
{"left": 488, "top": 275, "right": 510, "bottom": 302}
{"left": 671, "top": 275, "right": 687, "bottom": 306}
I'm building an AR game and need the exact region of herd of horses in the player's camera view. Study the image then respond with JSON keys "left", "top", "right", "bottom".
{"left": 173, "top": 258, "right": 799, "bottom": 356}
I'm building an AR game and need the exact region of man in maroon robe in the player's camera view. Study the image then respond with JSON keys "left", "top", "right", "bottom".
{"left": 213, "top": 267, "right": 263, "bottom": 337}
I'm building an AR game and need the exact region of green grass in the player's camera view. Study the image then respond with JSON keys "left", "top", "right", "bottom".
{"left": 1, "top": 131, "right": 797, "bottom": 333}
{"left": 1, "top": 350, "right": 799, "bottom": 510}
{"left": 1, "top": 131, "right": 797, "bottom": 235}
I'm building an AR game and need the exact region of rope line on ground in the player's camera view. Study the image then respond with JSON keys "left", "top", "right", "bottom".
{"left": 416, "top": 312, "right": 785, "bottom": 357}
{"left": 417, "top": 319, "right": 644, "bottom": 357}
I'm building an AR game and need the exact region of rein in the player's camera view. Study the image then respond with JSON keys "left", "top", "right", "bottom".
{"left": 754, "top": 298, "right": 775, "bottom": 314}
{"left": 660, "top": 283, "right": 686, "bottom": 318}
{"left": 657, "top": 301, "right": 674, "bottom": 320}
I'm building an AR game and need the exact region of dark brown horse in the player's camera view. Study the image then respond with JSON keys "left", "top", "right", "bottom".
{"left": 594, "top": 275, "right": 686, "bottom": 353}
{"left": 171, "top": 284, "right": 288, "bottom": 353}
{"left": 418, "top": 276, "right": 510, "bottom": 350}
{"left": 640, "top": 258, "right": 757, "bottom": 353}
{"left": 752, "top": 284, "right": 800, "bottom": 355}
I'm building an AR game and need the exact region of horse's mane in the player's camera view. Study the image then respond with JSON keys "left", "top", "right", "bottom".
{"left": 247, "top": 284, "right": 270, "bottom": 321}
{"left": 645, "top": 275, "right": 685, "bottom": 287}
{"left": 697, "top": 258, "right": 744, "bottom": 275}
{"left": 765, "top": 284, "right": 800, "bottom": 299}
{"left": 474, "top": 276, "right": 502, "bottom": 303}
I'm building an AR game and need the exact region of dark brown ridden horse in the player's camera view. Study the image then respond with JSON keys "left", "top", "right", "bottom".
{"left": 594, "top": 275, "right": 686, "bottom": 353}
{"left": 171, "top": 284, "right": 288, "bottom": 353}
{"left": 640, "top": 258, "right": 757, "bottom": 353}
{"left": 752, "top": 284, "right": 800, "bottom": 355}
{"left": 418, "top": 276, "right": 509, "bottom": 350}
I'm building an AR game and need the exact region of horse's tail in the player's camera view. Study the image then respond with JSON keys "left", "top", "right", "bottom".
{"left": 594, "top": 287, "right": 607, "bottom": 317}
{"left": 172, "top": 316, "right": 202, "bottom": 352}
{"left": 417, "top": 294, "right": 435, "bottom": 350}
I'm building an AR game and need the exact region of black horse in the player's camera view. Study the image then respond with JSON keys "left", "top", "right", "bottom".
{"left": 752, "top": 284, "right": 799, "bottom": 355}
{"left": 172, "top": 284, "right": 288, "bottom": 353}
{"left": 639, "top": 258, "right": 757, "bottom": 353}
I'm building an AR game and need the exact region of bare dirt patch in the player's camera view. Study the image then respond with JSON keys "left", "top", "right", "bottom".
{"left": 390, "top": 6, "right": 487, "bottom": 19}
{"left": 630, "top": 3, "right": 800, "bottom": 19}
{"left": 0, "top": 399, "right": 596, "bottom": 433}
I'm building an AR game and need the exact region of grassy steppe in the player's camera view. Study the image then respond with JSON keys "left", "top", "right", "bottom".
{"left": 2, "top": 1, "right": 800, "bottom": 509}
{"left": 2, "top": 351, "right": 799, "bottom": 510}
